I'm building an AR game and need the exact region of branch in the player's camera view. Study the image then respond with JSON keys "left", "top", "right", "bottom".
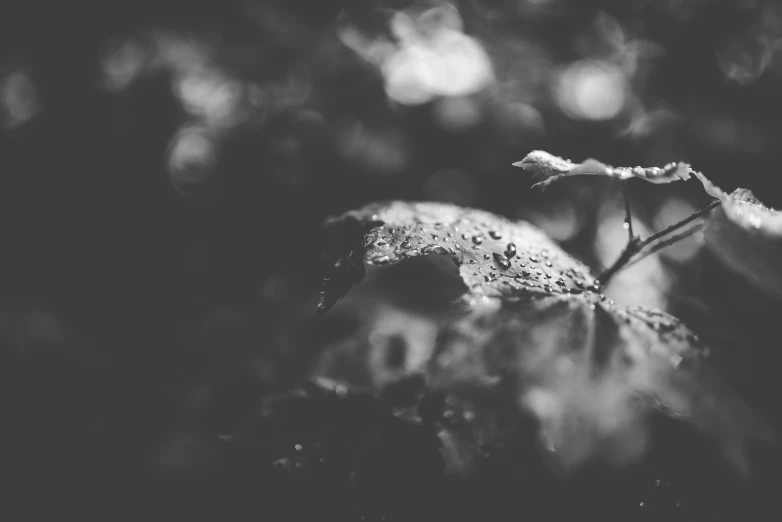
{"left": 597, "top": 199, "right": 721, "bottom": 285}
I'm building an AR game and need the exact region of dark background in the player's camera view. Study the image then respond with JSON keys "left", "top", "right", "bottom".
{"left": 2, "top": 0, "right": 782, "bottom": 520}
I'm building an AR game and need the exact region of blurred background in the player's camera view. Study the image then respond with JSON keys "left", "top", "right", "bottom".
{"left": 2, "top": 0, "right": 782, "bottom": 519}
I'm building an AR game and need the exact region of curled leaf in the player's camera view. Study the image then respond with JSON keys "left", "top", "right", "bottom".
{"left": 514, "top": 150, "right": 692, "bottom": 189}
{"left": 693, "top": 172, "right": 782, "bottom": 300}
{"left": 319, "top": 201, "right": 598, "bottom": 312}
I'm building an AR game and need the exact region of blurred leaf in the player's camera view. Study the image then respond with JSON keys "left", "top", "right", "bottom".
{"left": 693, "top": 172, "right": 782, "bottom": 301}
{"left": 514, "top": 150, "right": 692, "bottom": 189}
{"left": 428, "top": 297, "right": 772, "bottom": 475}
{"left": 318, "top": 201, "right": 598, "bottom": 314}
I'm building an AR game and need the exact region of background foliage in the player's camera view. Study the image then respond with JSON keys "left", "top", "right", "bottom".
{"left": 2, "top": 0, "right": 782, "bottom": 519}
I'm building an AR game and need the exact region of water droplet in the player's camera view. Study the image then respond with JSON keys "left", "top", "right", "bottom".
{"left": 541, "top": 251, "right": 549, "bottom": 258}
{"left": 447, "top": 232, "right": 454, "bottom": 237}
{"left": 623, "top": 221, "right": 630, "bottom": 230}
{"left": 505, "top": 243, "right": 517, "bottom": 258}
{"left": 489, "top": 272, "right": 496, "bottom": 278}
{"left": 483, "top": 253, "right": 491, "bottom": 260}
{"left": 469, "top": 259, "right": 476, "bottom": 264}
{"left": 489, "top": 230, "right": 502, "bottom": 240}
{"left": 401, "top": 240, "right": 412, "bottom": 249}
{"left": 530, "top": 256, "right": 539, "bottom": 263}
{"left": 472, "top": 236, "right": 483, "bottom": 245}
{"left": 522, "top": 270, "right": 531, "bottom": 277}
{"left": 462, "top": 233, "right": 471, "bottom": 240}
{"left": 556, "top": 280, "right": 566, "bottom": 287}
{"left": 493, "top": 252, "right": 511, "bottom": 269}
{"left": 545, "top": 261, "right": 553, "bottom": 267}
{"left": 473, "top": 271, "right": 479, "bottom": 276}
{"left": 294, "top": 443, "right": 303, "bottom": 452}
{"left": 422, "top": 245, "right": 449, "bottom": 255}
{"left": 587, "top": 284, "right": 600, "bottom": 293}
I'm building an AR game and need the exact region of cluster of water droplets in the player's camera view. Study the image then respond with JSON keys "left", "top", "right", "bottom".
{"left": 354, "top": 204, "right": 605, "bottom": 301}
{"left": 605, "top": 162, "right": 688, "bottom": 182}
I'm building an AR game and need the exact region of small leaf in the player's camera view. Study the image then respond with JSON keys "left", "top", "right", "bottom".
{"left": 318, "top": 201, "right": 597, "bottom": 311}
{"left": 693, "top": 172, "right": 782, "bottom": 300}
{"left": 514, "top": 150, "right": 692, "bottom": 189}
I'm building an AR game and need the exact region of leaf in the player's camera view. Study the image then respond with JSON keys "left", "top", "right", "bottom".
{"left": 693, "top": 172, "right": 782, "bottom": 300}
{"left": 318, "top": 200, "right": 598, "bottom": 313}
{"left": 427, "top": 297, "right": 772, "bottom": 475}
{"left": 513, "top": 150, "right": 692, "bottom": 189}
{"left": 317, "top": 200, "right": 772, "bottom": 476}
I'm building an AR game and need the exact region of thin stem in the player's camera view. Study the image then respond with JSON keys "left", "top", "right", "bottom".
{"left": 622, "top": 184, "right": 635, "bottom": 242}
{"left": 640, "top": 199, "right": 720, "bottom": 247}
{"left": 597, "top": 199, "right": 721, "bottom": 285}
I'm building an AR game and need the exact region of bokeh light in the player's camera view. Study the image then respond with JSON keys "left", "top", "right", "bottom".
{"left": 555, "top": 60, "right": 627, "bottom": 121}
{"left": 1, "top": 69, "right": 40, "bottom": 129}
{"left": 100, "top": 37, "right": 148, "bottom": 93}
{"left": 167, "top": 124, "right": 218, "bottom": 197}
{"left": 175, "top": 65, "right": 243, "bottom": 126}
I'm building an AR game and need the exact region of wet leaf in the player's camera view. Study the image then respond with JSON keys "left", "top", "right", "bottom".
{"left": 317, "top": 201, "right": 771, "bottom": 476}
{"left": 318, "top": 200, "right": 597, "bottom": 312}
{"left": 693, "top": 172, "right": 782, "bottom": 300}
{"left": 427, "top": 297, "right": 772, "bottom": 475}
{"left": 514, "top": 150, "right": 692, "bottom": 189}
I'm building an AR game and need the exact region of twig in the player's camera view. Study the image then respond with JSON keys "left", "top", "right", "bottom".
{"left": 597, "top": 199, "right": 721, "bottom": 285}
{"left": 622, "top": 184, "right": 636, "bottom": 242}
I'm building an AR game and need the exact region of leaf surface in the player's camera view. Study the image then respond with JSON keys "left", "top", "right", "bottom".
{"left": 319, "top": 200, "right": 598, "bottom": 314}
{"left": 428, "top": 298, "right": 770, "bottom": 474}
